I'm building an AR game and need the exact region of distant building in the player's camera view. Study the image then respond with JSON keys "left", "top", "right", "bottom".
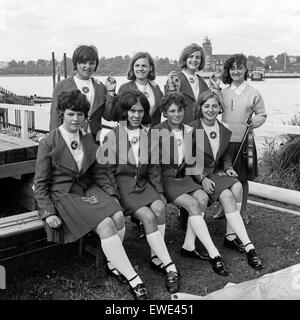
{"left": 202, "top": 36, "right": 231, "bottom": 72}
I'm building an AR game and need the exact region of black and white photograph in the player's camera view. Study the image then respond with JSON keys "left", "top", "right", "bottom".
{"left": 0, "top": 0, "right": 299, "bottom": 306}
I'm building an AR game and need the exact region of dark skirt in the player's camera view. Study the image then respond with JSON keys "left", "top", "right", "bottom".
{"left": 163, "top": 175, "right": 202, "bottom": 202}
{"left": 206, "top": 173, "right": 239, "bottom": 202}
{"left": 45, "top": 183, "right": 122, "bottom": 244}
{"left": 228, "top": 141, "right": 258, "bottom": 183}
{"left": 116, "top": 176, "right": 161, "bottom": 216}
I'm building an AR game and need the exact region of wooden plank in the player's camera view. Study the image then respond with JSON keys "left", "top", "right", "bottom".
{"left": 0, "top": 211, "right": 43, "bottom": 239}
{"left": 0, "top": 160, "right": 36, "bottom": 179}
{"left": 0, "top": 133, "right": 38, "bottom": 147}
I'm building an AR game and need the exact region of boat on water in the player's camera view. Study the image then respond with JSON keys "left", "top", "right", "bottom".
{"left": 251, "top": 70, "right": 264, "bottom": 81}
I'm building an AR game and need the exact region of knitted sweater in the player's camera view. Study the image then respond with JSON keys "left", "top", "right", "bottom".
{"left": 221, "top": 83, "right": 267, "bottom": 142}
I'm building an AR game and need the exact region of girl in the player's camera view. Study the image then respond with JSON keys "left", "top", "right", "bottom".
{"left": 189, "top": 90, "right": 263, "bottom": 270}
{"left": 35, "top": 90, "right": 148, "bottom": 300}
{"left": 98, "top": 90, "right": 180, "bottom": 294}
{"left": 153, "top": 92, "right": 228, "bottom": 276}
{"left": 210, "top": 54, "right": 267, "bottom": 223}
{"left": 165, "top": 43, "right": 209, "bottom": 124}
{"left": 115, "top": 52, "right": 163, "bottom": 127}
{"left": 50, "top": 45, "right": 116, "bottom": 142}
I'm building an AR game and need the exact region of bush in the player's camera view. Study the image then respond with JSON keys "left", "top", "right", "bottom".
{"left": 258, "top": 114, "right": 300, "bottom": 191}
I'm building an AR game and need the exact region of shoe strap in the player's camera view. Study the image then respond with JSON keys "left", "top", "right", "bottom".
{"left": 151, "top": 255, "right": 158, "bottom": 261}
{"left": 128, "top": 274, "right": 139, "bottom": 283}
{"left": 164, "top": 261, "right": 174, "bottom": 270}
{"left": 244, "top": 242, "right": 253, "bottom": 248}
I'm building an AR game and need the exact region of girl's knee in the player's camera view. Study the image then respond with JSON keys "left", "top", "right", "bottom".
{"left": 95, "top": 217, "right": 116, "bottom": 238}
{"left": 111, "top": 211, "right": 125, "bottom": 229}
{"left": 188, "top": 198, "right": 201, "bottom": 214}
{"left": 152, "top": 201, "right": 165, "bottom": 219}
{"left": 220, "top": 189, "right": 234, "bottom": 202}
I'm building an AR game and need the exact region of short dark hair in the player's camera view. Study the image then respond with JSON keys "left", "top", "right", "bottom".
{"left": 57, "top": 90, "right": 90, "bottom": 118}
{"left": 221, "top": 54, "right": 249, "bottom": 84}
{"left": 178, "top": 43, "right": 206, "bottom": 71}
{"left": 127, "top": 52, "right": 156, "bottom": 81}
{"left": 72, "top": 45, "right": 99, "bottom": 71}
{"left": 195, "top": 90, "right": 223, "bottom": 119}
{"left": 160, "top": 92, "right": 187, "bottom": 115}
{"left": 113, "top": 90, "right": 151, "bottom": 125}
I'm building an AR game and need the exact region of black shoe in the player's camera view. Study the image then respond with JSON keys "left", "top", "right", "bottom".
{"left": 164, "top": 262, "right": 180, "bottom": 293}
{"left": 130, "top": 283, "right": 149, "bottom": 300}
{"left": 150, "top": 255, "right": 166, "bottom": 274}
{"left": 246, "top": 248, "right": 263, "bottom": 270}
{"left": 138, "top": 223, "right": 146, "bottom": 239}
{"left": 180, "top": 247, "right": 210, "bottom": 261}
{"left": 209, "top": 256, "right": 229, "bottom": 276}
{"left": 105, "top": 262, "right": 128, "bottom": 284}
{"left": 223, "top": 235, "right": 245, "bottom": 254}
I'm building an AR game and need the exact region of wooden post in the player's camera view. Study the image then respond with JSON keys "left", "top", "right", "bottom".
{"left": 63, "top": 53, "right": 67, "bottom": 78}
{"left": 57, "top": 65, "right": 61, "bottom": 83}
{"left": 52, "top": 52, "right": 56, "bottom": 89}
{"left": 20, "top": 109, "right": 28, "bottom": 139}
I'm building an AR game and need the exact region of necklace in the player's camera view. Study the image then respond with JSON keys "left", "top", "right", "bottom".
{"left": 82, "top": 86, "right": 89, "bottom": 93}
{"left": 210, "top": 131, "right": 217, "bottom": 139}
{"left": 71, "top": 140, "right": 79, "bottom": 150}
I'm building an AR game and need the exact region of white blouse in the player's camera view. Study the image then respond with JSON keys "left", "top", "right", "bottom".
{"left": 182, "top": 70, "right": 200, "bottom": 100}
{"left": 135, "top": 81, "right": 155, "bottom": 115}
{"left": 59, "top": 125, "right": 84, "bottom": 171}
{"left": 201, "top": 120, "right": 220, "bottom": 160}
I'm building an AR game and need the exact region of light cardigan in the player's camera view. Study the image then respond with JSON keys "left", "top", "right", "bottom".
{"left": 221, "top": 83, "right": 267, "bottom": 142}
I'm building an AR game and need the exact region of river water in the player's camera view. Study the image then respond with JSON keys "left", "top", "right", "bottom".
{"left": 1, "top": 75, "right": 300, "bottom": 126}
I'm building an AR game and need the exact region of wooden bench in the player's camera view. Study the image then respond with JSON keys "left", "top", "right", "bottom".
{"left": 0, "top": 211, "right": 44, "bottom": 289}
{"left": 0, "top": 211, "right": 102, "bottom": 289}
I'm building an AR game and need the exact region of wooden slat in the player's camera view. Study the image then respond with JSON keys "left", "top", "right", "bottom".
{"left": 0, "top": 159, "right": 36, "bottom": 178}
{"left": 0, "top": 211, "right": 43, "bottom": 238}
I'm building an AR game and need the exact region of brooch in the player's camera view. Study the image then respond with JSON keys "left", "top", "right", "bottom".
{"left": 71, "top": 140, "right": 78, "bottom": 150}
{"left": 82, "top": 87, "right": 89, "bottom": 93}
{"left": 130, "top": 136, "right": 139, "bottom": 145}
{"left": 210, "top": 131, "right": 217, "bottom": 139}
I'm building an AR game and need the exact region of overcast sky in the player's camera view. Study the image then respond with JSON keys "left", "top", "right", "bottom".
{"left": 1, "top": 0, "right": 299, "bottom": 62}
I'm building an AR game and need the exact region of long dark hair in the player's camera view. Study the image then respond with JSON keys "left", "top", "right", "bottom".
{"left": 72, "top": 45, "right": 99, "bottom": 71}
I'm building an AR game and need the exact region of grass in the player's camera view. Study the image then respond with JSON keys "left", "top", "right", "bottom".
{"left": 1, "top": 202, "right": 299, "bottom": 300}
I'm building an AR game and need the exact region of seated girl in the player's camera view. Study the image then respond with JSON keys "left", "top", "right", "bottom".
{"left": 153, "top": 92, "right": 229, "bottom": 276}
{"left": 189, "top": 90, "right": 263, "bottom": 270}
{"left": 98, "top": 90, "right": 180, "bottom": 294}
{"left": 34, "top": 90, "right": 148, "bottom": 300}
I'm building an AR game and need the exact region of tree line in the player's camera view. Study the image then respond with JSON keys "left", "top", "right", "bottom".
{"left": 1, "top": 53, "right": 300, "bottom": 76}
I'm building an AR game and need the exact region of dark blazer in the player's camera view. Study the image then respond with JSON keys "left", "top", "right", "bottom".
{"left": 49, "top": 76, "right": 114, "bottom": 140}
{"left": 117, "top": 80, "right": 163, "bottom": 126}
{"left": 98, "top": 125, "right": 164, "bottom": 195}
{"left": 166, "top": 71, "right": 208, "bottom": 124}
{"left": 34, "top": 128, "right": 117, "bottom": 219}
{"left": 152, "top": 120, "right": 198, "bottom": 179}
{"left": 189, "top": 119, "right": 233, "bottom": 182}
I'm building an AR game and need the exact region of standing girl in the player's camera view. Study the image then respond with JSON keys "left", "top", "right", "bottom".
{"left": 165, "top": 43, "right": 209, "bottom": 124}
{"left": 210, "top": 54, "right": 267, "bottom": 223}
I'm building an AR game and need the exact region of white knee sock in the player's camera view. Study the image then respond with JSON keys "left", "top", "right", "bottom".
{"left": 117, "top": 226, "right": 126, "bottom": 242}
{"left": 189, "top": 215, "right": 220, "bottom": 259}
{"left": 146, "top": 230, "right": 176, "bottom": 273}
{"left": 151, "top": 224, "right": 166, "bottom": 260}
{"left": 225, "top": 211, "right": 254, "bottom": 252}
{"left": 182, "top": 219, "right": 196, "bottom": 251}
{"left": 225, "top": 222, "right": 236, "bottom": 241}
{"left": 101, "top": 234, "right": 141, "bottom": 285}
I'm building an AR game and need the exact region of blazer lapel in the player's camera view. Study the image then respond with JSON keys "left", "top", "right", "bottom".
{"left": 80, "top": 133, "right": 98, "bottom": 174}
{"left": 197, "top": 119, "right": 214, "bottom": 159}
{"left": 216, "top": 121, "right": 231, "bottom": 161}
{"left": 49, "top": 131, "right": 79, "bottom": 174}
{"left": 178, "top": 71, "right": 195, "bottom": 101}
{"left": 89, "top": 78, "right": 105, "bottom": 117}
